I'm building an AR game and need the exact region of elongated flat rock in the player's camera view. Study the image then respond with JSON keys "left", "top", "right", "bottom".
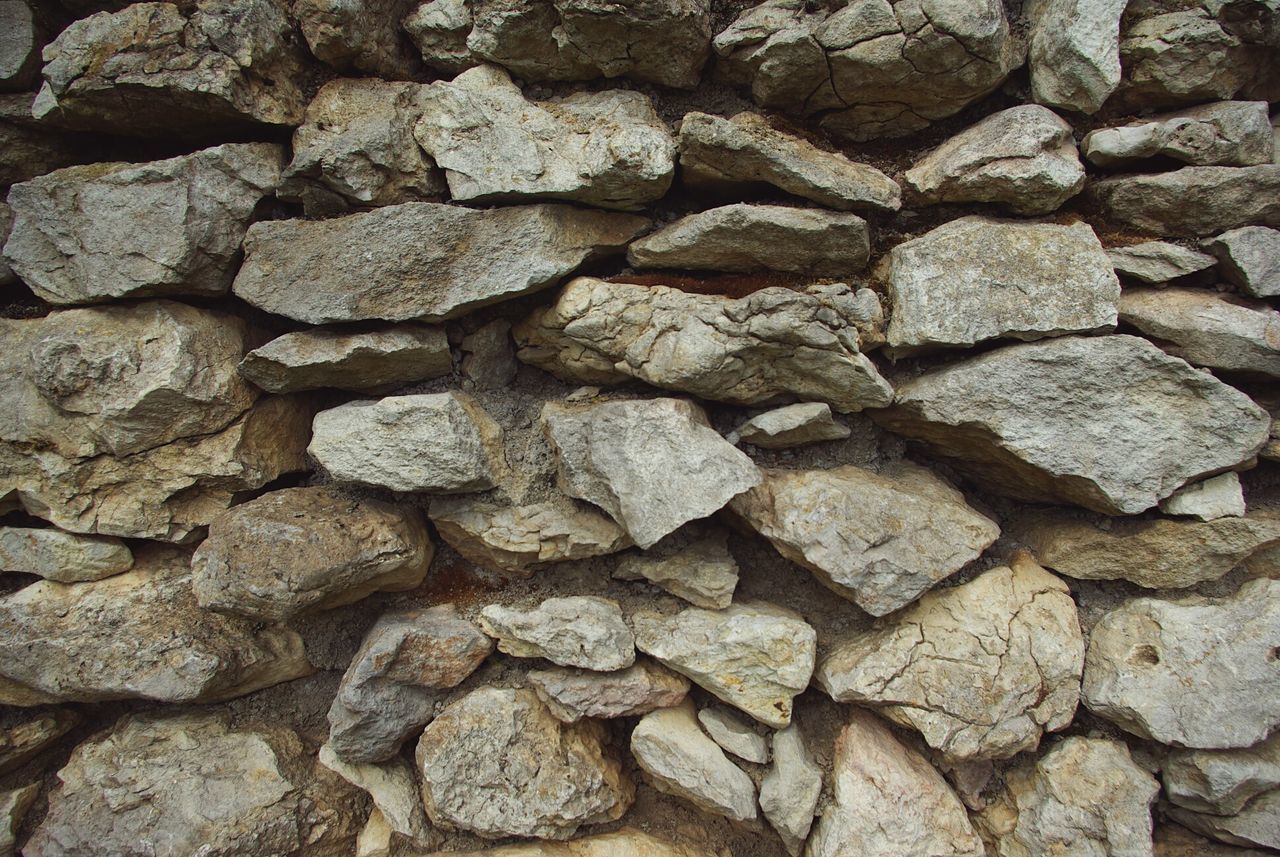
{"left": 1164, "top": 733, "right": 1280, "bottom": 816}
{"left": 527, "top": 661, "right": 689, "bottom": 724}
{"left": 760, "top": 723, "right": 822, "bottom": 856}
{"left": 478, "top": 596, "right": 635, "bottom": 671}
{"left": 730, "top": 403, "right": 851, "bottom": 449}
{"left": 238, "top": 325, "right": 451, "bottom": 393}
{"left": 1119, "top": 288, "right": 1280, "bottom": 377}
{"left": 1082, "top": 101, "right": 1274, "bottom": 167}
{"left": 1107, "top": 241, "right": 1217, "bottom": 284}
{"left": 1091, "top": 165, "right": 1280, "bottom": 236}
{"left": 0, "top": 527, "right": 132, "bottom": 582}
{"left": 613, "top": 528, "right": 739, "bottom": 609}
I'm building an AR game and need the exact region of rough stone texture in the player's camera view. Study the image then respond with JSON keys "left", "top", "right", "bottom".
{"left": 1159, "top": 471, "right": 1247, "bottom": 521}
{"left": 1167, "top": 792, "right": 1280, "bottom": 851}
{"left": 527, "top": 661, "right": 690, "bottom": 723}
{"left": 1208, "top": 226, "right": 1280, "bottom": 297}
{"left": 903, "top": 106, "right": 1086, "bottom": 214}
{"left": 0, "top": 782, "right": 36, "bottom": 857}
{"left": 729, "top": 403, "right": 851, "bottom": 449}
{"left": 631, "top": 601, "right": 815, "bottom": 728}
{"left": 1027, "top": 0, "right": 1126, "bottom": 113}
{"left": 872, "top": 334, "right": 1271, "bottom": 515}
{"left": 1107, "top": 241, "right": 1217, "bottom": 284}
{"left": 478, "top": 596, "right": 635, "bottom": 670}
{"left": 0, "top": 0, "right": 41, "bottom": 92}
{"left": 627, "top": 204, "right": 869, "bottom": 275}
{"left": 0, "top": 546, "right": 310, "bottom": 706}
{"left": 1119, "top": 288, "right": 1280, "bottom": 377}
{"left": 0, "top": 202, "right": 12, "bottom": 287}
{"left": 0, "top": 526, "right": 132, "bottom": 582}
{"left": 1164, "top": 733, "right": 1280, "bottom": 816}
{"left": 1082, "top": 101, "right": 1274, "bottom": 167}
{"left": 819, "top": 554, "right": 1084, "bottom": 763}
{"left": 461, "top": 320, "right": 519, "bottom": 390}
{"left": 731, "top": 462, "right": 1000, "bottom": 617}
{"left": 34, "top": 0, "right": 309, "bottom": 135}
{"left": 759, "top": 723, "right": 821, "bottom": 856}
{"left": 1091, "top": 165, "right": 1280, "bottom": 237}
{"left": 418, "top": 828, "right": 718, "bottom": 856}
{"left": 630, "top": 699, "right": 757, "bottom": 822}
{"left": 540, "top": 398, "right": 761, "bottom": 549}
{"left": 415, "top": 65, "right": 675, "bottom": 210}
{"left": 613, "top": 528, "right": 738, "bottom": 609}
{"left": 233, "top": 202, "right": 647, "bottom": 324}
{"left": 807, "top": 709, "right": 984, "bottom": 857}
{"left": 192, "top": 487, "right": 434, "bottom": 621}
{"left": 309, "top": 392, "right": 506, "bottom": 494}
{"left": 881, "top": 217, "right": 1119, "bottom": 353}
{"left": 698, "top": 706, "right": 769, "bottom": 764}
{"left": 317, "top": 744, "right": 435, "bottom": 851}
{"left": 329, "top": 605, "right": 492, "bottom": 763}
{"left": 1154, "top": 824, "right": 1273, "bottom": 857}
{"left": 0, "top": 94, "right": 83, "bottom": 187}
{"left": 974, "top": 737, "right": 1159, "bottom": 857}
{"left": 677, "top": 111, "right": 901, "bottom": 212}
{"left": 415, "top": 687, "right": 633, "bottom": 840}
{"left": 295, "top": 0, "right": 418, "bottom": 79}
{"left": 517, "top": 278, "right": 892, "bottom": 412}
{"left": 1083, "top": 578, "right": 1280, "bottom": 748}
{"left": 239, "top": 325, "right": 451, "bottom": 394}
{"left": 24, "top": 712, "right": 360, "bottom": 857}
{"left": 3, "top": 143, "right": 282, "bottom": 305}
{"left": 0, "top": 709, "right": 79, "bottom": 775}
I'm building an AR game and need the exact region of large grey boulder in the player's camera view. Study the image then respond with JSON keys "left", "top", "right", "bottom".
{"left": 295, "top": 0, "right": 419, "bottom": 79}
{"left": 1164, "top": 733, "right": 1280, "bottom": 817}
{"left": 478, "top": 596, "right": 635, "bottom": 671}
{"left": 1107, "top": 241, "right": 1217, "bottom": 284}
{"left": 232, "top": 202, "right": 647, "bottom": 324}
{"left": 1208, "top": 226, "right": 1280, "bottom": 297}
{"left": 238, "top": 325, "right": 452, "bottom": 394}
{"left": 0, "top": 527, "right": 132, "bottom": 582}
{"left": 1119, "top": 288, "right": 1280, "bottom": 377}
{"left": 1027, "top": 0, "right": 1127, "bottom": 113}
{"left": 1083, "top": 101, "right": 1274, "bottom": 167}
{"left": 3, "top": 144, "right": 282, "bottom": 305}
{"left": 871, "top": 335, "right": 1271, "bottom": 515}
{"left": 760, "top": 723, "right": 822, "bottom": 855}
{"left": 527, "top": 661, "right": 689, "bottom": 723}
{"left": 1091, "top": 165, "right": 1280, "bottom": 237}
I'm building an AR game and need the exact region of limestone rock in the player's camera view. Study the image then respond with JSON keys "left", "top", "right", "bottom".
{"left": 1027, "top": 0, "right": 1126, "bottom": 113}
{"left": 0, "top": 527, "right": 132, "bottom": 582}
{"left": 295, "top": 0, "right": 419, "bottom": 79}
{"left": 414, "top": 65, "right": 675, "bottom": 210}
{"left": 612, "top": 527, "right": 738, "bottom": 609}
{"left": 1082, "top": 101, "right": 1274, "bottom": 167}
{"left": 461, "top": 320, "right": 518, "bottom": 390}
{"left": 1159, "top": 472, "right": 1247, "bottom": 521}
{"left": 233, "top": 202, "right": 647, "bottom": 324}
{"left": 0, "top": 0, "right": 41, "bottom": 92}
{"left": 3, "top": 144, "right": 282, "bottom": 305}
{"left": 759, "top": 723, "right": 821, "bottom": 856}
{"left": 478, "top": 596, "right": 635, "bottom": 670}
{"left": 628, "top": 204, "right": 868, "bottom": 275}
{"left": 318, "top": 744, "right": 435, "bottom": 851}
{"left": 730, "top": 403, "right": 851, "bottom": 449}
{"left": 1091, "top": 165, "right": 1280, "bottom": 237}
{"left": 698, "top": 706, "right": 769, "bottom": 764}
{"left": 527, "top": 661, "right": 689, "bottom": 723}
{"left": 517, "top": 278, "right": 892, "bottom": 412}
{"left": 1167, "top": 792, "right": 1280, "bottom": 851}
{"left": 1083, "top": 578, "right": 1280, "bottom": 748}
{"left": 24, "top": 712, "right": 360, "bottom": 857}
{"left": 881, "top": 217, "right": 1119, "bottom": 353}
{"left": 731, "top": 463, "right": 1000, "bottom": 617}
{"left": 807, "top": 709, "right": 984, "bottom": 857}
{"left": 0, "top": 546, "right": 310, "bottom": 706}
{"left": 903, "top": 106, "right": 1086, "bottom": 215}
{"left": 403, "top": 0, "right": 483, "bottom": 74}
{"left": 1119, "top": 288, "right": 1280, "bottom": 377}
{"left": 1164, "top": 733, "right": 1280, "bottom": 816}
{"left": 418, "top": 828, "right": 718, "bottom": 856}
{"left": 239, "top": 325, "right": 451, "bottom": 394}
{"left": 632, "top": 601, "right": 815, "bottom": 728}
{"left": 1154, "top": 823, "right": 1273, "bottom": 857}
{"left": 309, "top": 392, "right": 506, "bottom": 494}
{"left": 677, "top": 111, "right": 901, "bottom": 212}
{"left": 1208, "top": 226, "right": 1280, "bottom": 298}
{"left": 416, "top": 687, "right": 632, "bottom": 839}
{"left": 1107, "top": 241, "right": 1217, "bottom": 284}
{"left": 192, "top": 487, "right": 434, "bottom": 621}
{"left": 329, "top": 605, "right": 492, "bottom": 763}
{"left": 0, "top": 783, "right": 36, "bottom": 857}
{"left": 0, "top": 709, "right": 78, "bottom": 775}
{"left": 871, "top": 335, "right": 1271, "bottom": 514}
{"left": 541, "top": 397, "right": 760, "bottom": 549}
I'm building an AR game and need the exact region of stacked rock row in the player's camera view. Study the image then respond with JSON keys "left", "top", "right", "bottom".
{"left": 1, "top": 0, "right": 1280, "bottom": 855}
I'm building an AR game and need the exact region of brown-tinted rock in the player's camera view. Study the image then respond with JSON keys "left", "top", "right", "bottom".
{"left": 0, "top": 527, "right": 132, "bottom": 582}
{"left": 527, "top": 661, "right": 689, "bottom": 723}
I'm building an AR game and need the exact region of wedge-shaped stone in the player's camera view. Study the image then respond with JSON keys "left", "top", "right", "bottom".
{"left": 527, "top": 661, "right": 689, "bottom": 723}
{"left": 1165, "top": 733, "right": 1280, "bottom": 817}
{"left": 1091, "top": 165, "right": 1280, "bottom": 237}
{"left": 0, "top": 527, "right": 131, "bottom": 582}
{"left": 1083, "top": 101, "right": 1274, "bottom": 167}
{"left": 698, "top": 706, "right": 768, "bottom": 764}
{"left": 1107, "top": 241, "right": 1217, "bottom": 284}
{"left": 233, "top": 202, "right": 647, "bottom": 324}
{"left": 1027, "top": 0, "right": 1126, "bottom": 113}
{"left": 478, "top": 596, "right": 635, "bottom": 671}
{"left": 516, "top": 278, "right": 892, "bottom": 412}
{"left": 730, "top": 402, "right": 851, "bottom": 449}
{"left": 0, "top": 783, "right": 35, "bottom": 857}
{"left": 239, "top": 326, "right": 451, "bottom": 394}
{"left": 1120, "top": 288, "right": 1280, "bottom": 377}
{"left": 613, "top": 527, "right": 738, "bottom": 609}
{"left": 295, "top": 0, "right": 419, "bottom": 79}
{"left": 0, "top": 709, "right": 78, "bottom": 775}
{"left": 1160, "top": 472, "right": 1246, "bottom": 521}
{"left": 731, "top": 463, "right": 1000, "bottom": 617}
{"left": 1208, "top": 226, "right": 1280, "bottom": 298}
{"left": 1168, "top": 791, "right": 1280, "bottom": 851}
{"left": 318, "top": 744, "right": 436, "bottom": 852}
{"left": 760, "top": 723, "right": 821, "bottom": 856}
{"left": 871, "top": 335, "right": 1271, "bottom": 514}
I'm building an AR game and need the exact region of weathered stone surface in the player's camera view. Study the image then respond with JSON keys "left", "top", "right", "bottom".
{"left": 0, "top": 527, "right": 132, "bottom": 582}
{"left": 632, "top": 601, "right": 815, "bottom": 728}
{"left": 1107, "top": 241, "right": 1217, "bottom": 284}
{"left": 1083, "top": 101, "right": 1274, "bottom": 167}
{"left": 34, "top": 0, "right": 309, "bottom": 134}
{"left": 613, "top": 527, "right": 738, "bottom": 609}
{"left": 239, "top": 326, "right": 451, "bottom": 394}
{"left": 731, "top": 462, "right": 1000, "bottom": 617}
{"left": 416, "top": 687, "right": 632, "bottom": 840}
{"left": 1164, "top": 733, "right": 1280, "bottom": 816}
{"left": 1119, "top": 288, "right": 1280, "bottom": 377}
{"left": 678, "top": 111, "right": 900, "bottom": 212}
{"left": 760, "top": 723, "right": 821, "bottom": 856}
{"left": 0, "top": 97, "right": 81, "bottom": 189}
{"left": 0, "top": 709, "right": 78, "bottom": 775}
{"left": 402, "top": 0, "right": 474, "bottom": 73}
{"left": 881, "top": 217, "right": 1119, "bottom": 352}
{"left": 819, "top": 554, "right": 1083, "bottom": 763}
{"left": 0, "top": 546, "right": 310, "bottom": 706}
{"left": 3, "top": 143, "right": 281, "bottom": 305}
{"left": 478, "top": 596, "right": 635, "bottom": 670}
{"left": 1168, "top": 792, "right": 1280, "bottom": 851}
{"left": 295, "top": 0, "right": 418, "bottom": 79}
{"left": 1154, "top": 823, "right": 1273, "bottom": 857}
{"left": 903, "top": 106, "right": 1085, "bottom": 214}
{"left": 1083, "top": 578, "right": 1280, "bottom": 748}
{"left": 233, "top": 202, "right": 647, "bottom": 324}
{"left": 329, "top": 605, "right": 491, "bottom": 763}
{"left": 25, "top": 712, "right": 360, "bottom": 857}
{"left": 730, "top": 402, "right": 850, "bottom": 449}
{"left": 527, "top": 661, "right": 689, "bottom": 723}
{"left": 698, "top": 706, "right": 769, "bottom": 764}
{"left": 974, "top": 737, "right": 1159, "bottom": 857}
{"left": 0, "top": 0, "right": 41, "bottom": 92}
{"left": 541, "top": 398, "right": 760, "bottom": 549}
{"left": 415, "top": 65, "right": 674, "bottom": 210}
{"left": 1208, "top": 226, "right": 1280, "bottom": 297}
{"left": 872, "top": 335, "right": 1271, "bottom": 514}
{"left": 630, "top": 699, "right": 757, "bottom": 822}
{"left": 808, "top": 709, "right": 984, "bottom": 857}
{"left": 0, "top": 782, "right": 36, "bottom": 857}
{"left": 1160, "top": 472, "right": 1247, "bottom": 521}
{"left": 318, "top": 744, "right": 435, "bottom": 851}
{"left": 461, "top": 320, "right": 518, "bottom": 390}
{"left": 192, "top": 487, "right": 433, "bottom": 621}
{"left": 418, "top": 828, "right": 718, "bottom": 857}
{"left": 0, "top": 202, "right": 13, "bottom": 287}
{"left": 309, "top": 392, "right": 506, "bottom": 494}
{"left": 1091, "top": 165, "right": 1280, "bottom": 236}
{"left": 1027, "top": 0, "right": 1126, "bottom": 113}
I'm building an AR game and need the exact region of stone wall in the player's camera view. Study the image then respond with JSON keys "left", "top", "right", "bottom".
{"left": 1, "top": 0, "right": 1279, "bottom": 855}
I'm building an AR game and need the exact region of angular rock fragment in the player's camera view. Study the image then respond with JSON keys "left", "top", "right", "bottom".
{"left": 0, "top": 782, "right": 36, "bottom": 857}
{"left": 295, "top": 0, "right": 419, "bottom": 79}
{"left": 632, "top": 601, "right": 815, "bottom": 728}
{"left": 872, "top": 335, "right": 1271, "bottom": 514}
{"left": 1083, "top": 579, "right": 1280, "bottom": 748}
{"left": 478, "top": 596, "right": 635, "bottom": 671}
{"left": 527, "top": 661, "right": 689, "bottom": 723}
{"left": 409, "top": 828, "right": 718, "bottom": 856}
{"left": 0, "top": 709, "right": 78, "bottom": 775}
{"left": 698, "top": 706, "right": 769, "bottom": 764}
{"left": 416, "top": 687, "right": 632, "bottom": 839}
{"left": 1107, "top": 241, "right": 1217, "bottom": 284}
{"left": 1159, "top": 472, "right": 1247, "bottom": 521}
{"left": 731, "top": 463, "right": 999, "bottom": 617}
{"left": 461, "top": 320, "right": 518, "bottom": 390}
{"left": 233, "top": 202, "right": 647, "bottom": 324}
{"left": 318, "top": 744, "right": 435, "bottom": 851}
{"left": 239, "top": 326, "right": 451, "bottom": 394}
{"left": 0, "top": 527, "right": 132, "bottom": 582}
{"left": 881, "top": 217, "right": 1119, "bottom": 352}
{"left": 415, "top": 65, "right": 675, "bottom": 210}
{"left": 1119, "top": 288, "right": 1280, "bottom": 377}
{"left": 0, "top": 0, "right": 42, "bottom": 92}
{"left": 760, "top": 723, "right": 821, "bottom": 856}
{"left": 309, "top": 392, "right": 505, "bottom": 493}
{"left": 613, "top": 528, "right": 739, "bottom": 609}
{"left": 1208, "top": 226, "right": 1280, "bottom": 298}
{"left": 1091, "top": 165, "right": 1280, "bottom": 236}
{"left": 1164, "top": 733, "right": 1280, "bottom": 816}
{"left": 1083, "top": 101, "right": 1274, "bottom": 167}
{"left": 1027, "top": 0, "right": 1126, "bottom": 113}
{"left": 730, "top": 403, "right": 851, "bottom": 449}
{"left": 903, "top": 106, "right": 1086, "bottom": 215}
{"left": 1168, "top": 792, "right": 1280, "bottom": 851}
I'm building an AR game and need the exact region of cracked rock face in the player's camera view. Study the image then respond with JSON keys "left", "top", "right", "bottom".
{"left": 516, "top": 278, "right": 893, "bottom": 412}
{"left": 239, "top": 325, "right": 452, "bottom": 394}
{"left": 1119, "top": 288, "right": 1280, "bottom": 378}
{"left": 0, "top": 527, "right": 132, "bottom": 582}
{"left": 1082, "top": 101, "right": 1275, "bottom": 168}
{"left": 1027, "top": 0, "right": 1126, "bottom": 113}
{"left": 415, "top": 65, "right": 675, "bottom": 210}
{"left": 818, "top": 554, "right": 1084, "bottom": 763}
{"left": 1208, "top": 226, "right": 1280, "bottom": 298}
{"left": 760, "top": 723, "right": 821, "bottom": 856}
{"left": 730, "top": 402, "right": 851, "bottom": 449}
{"left": 478, "top": 596, "right": 635, "bottom": 671}
{"left": 1106, "top": 241, "right": 1217, "bottom": 284}
{"left": 613, "top": 527, "right": 739, "bottom": 609}
{"left": 295, "top": 0, "right": 420, "bottom": 79}
{"left": 1091, "top": 165, "right": 1280, "bottom": 236}
{"left": 527, "top": 661, "right": 689, "bottom": 723}
{"left": 1164, "top": 733, "right": 1280, "bottom": 817}
{"left": 1168, "top": 790, "right": 1280, "bottom": 851}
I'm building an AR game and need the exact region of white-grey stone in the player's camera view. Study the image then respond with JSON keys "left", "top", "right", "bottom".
{"left": 478, "top": 596, "right": 635, "bottom": 671}
{"left": 0, "top": 527, "right": 132, "bottom": 582}
{"left": 0, "top": 782, "right": 35, "bottom": 857}
{"left": 612, "top": 528, "right": 738, "bottom": 609}
{"left": 0, "top": 0, "right": 41, "bottom": 91}
{"left": 697, "top": 706, "right": 769, "bottom": 764}
{"left": 1106, "top": 241, "right": 1218, "bottom": 284}
{"left": 1082, "top": 101, "right": 1275, "bottom": 167}
{"left": 238, "top": 325, "right": 452, "bottom": 394}
{"left": 527, "top": 661, "right": 690, "bottom": 723}
{"left": 318, "top": 744, "right": 435, "bottom": 851}
{"left": 1207, "top": 226, "right": 1280, "bottom": 298}
{"left": 1159, "top": 472, "right": 1247, "bottom": 521}
{"left": 759, "top": 723, "right": 821, "bottom": 856}
{"left": 1167, "top": 791, "right": 1280, "bottom": 851}
{"left": 1119, "top": 287, "right": 1280, "bottom": 378}
{"left": 1091, "top": 165, "right": 1280, "bottom": 237}
{"left": 1027, "top": 0, "right": 1126, "bottom": 113}
{"left": 1164, "top": 733, "right": 1280, "bottom": 816}
{"left": 730, "top": 403, "right": 851, "bottom": 449}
